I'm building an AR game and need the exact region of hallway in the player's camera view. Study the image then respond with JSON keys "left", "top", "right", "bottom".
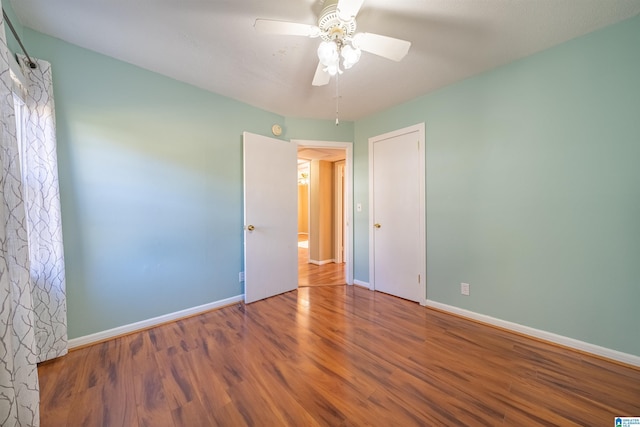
{"left": 298, "top": 234, "right": 345, "bottom": 287}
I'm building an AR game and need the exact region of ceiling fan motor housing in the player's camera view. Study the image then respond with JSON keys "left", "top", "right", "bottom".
{"left": 319, "top": 0, "right": 357, "bottom": 43}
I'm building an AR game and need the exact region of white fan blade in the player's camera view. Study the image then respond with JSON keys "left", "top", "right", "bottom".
{"left": 337, "top": 0, "right": 365, "bottom": 21}
{"left": 254, "top": 19, "right": 320, "bottom": 37}
{"left": 312, "top": 61, "right": 331, "bottom": 86}
{"left": 353, "top": 33, "right": 411, "bottom": 62}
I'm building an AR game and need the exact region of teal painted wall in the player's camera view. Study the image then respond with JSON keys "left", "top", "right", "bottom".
{"left": 284, "top": 117, "right": 353, "bottom": 142}
{"left": 354, "top": 15, "right": 640, "bottom": 356}
{"left": 23, "top": 29, "right": 350, "bottom": 339}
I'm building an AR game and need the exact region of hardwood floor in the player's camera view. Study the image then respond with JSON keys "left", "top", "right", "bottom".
{"left": 298, "top": 235, "right": 345, "bottom": 287}
{"left": 39, "top": 285, "right": 640, "bottom": 426}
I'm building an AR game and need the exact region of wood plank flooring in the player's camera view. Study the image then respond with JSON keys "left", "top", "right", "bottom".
{"left": 39, "top": 285, "right": 640, "bottom": 426}
{"left": 298, "top": 235, "right": 345, "bottom": 287}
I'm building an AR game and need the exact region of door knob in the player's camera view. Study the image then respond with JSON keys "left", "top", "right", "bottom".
{"left": 246, "top": 225, "right": 255, "bottom": 231}
{"left": 374, "top": 223, "right": 381, "bottom": 229}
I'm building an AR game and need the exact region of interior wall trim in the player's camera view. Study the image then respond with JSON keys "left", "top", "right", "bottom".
{"left": 68, "top": 294, "right": 244, "bottom": 349}
{"left": 425, "top": 299, "right": 640, "bottom": 368}
{"left": 353, "top": 279, "right": 371, "bottom": 289}
{"left": 308, "top": 259, "right": 335, "bottom": 266}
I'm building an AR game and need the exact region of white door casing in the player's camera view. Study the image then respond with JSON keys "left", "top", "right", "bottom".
{"left": 243, "top": 132, "right": 298, "bottom": 303}
{"left": 369, "top": 123, "right": 426, "bottom": 303}
{"left": 334, "top": 160, "right": 345, "bottom": 264}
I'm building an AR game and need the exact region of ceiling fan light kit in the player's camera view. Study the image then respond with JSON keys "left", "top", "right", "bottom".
{"left": 317, "top": 40, "right": 359, "bottom": 76}
{"left": 316, "top": 0, "right": 362, "bottom": 75}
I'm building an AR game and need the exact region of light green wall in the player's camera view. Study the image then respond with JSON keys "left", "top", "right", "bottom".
{"left": 355, "top": 14, "right": 640, "bottom": 356}
{"left": 23, "top": 29, "right": 351, "bottom": 339}
{"left": 284, "top": 117, "right": 353, "bottom": 142}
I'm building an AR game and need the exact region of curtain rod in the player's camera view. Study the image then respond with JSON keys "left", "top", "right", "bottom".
{"left": 2, "top": 9, "right": 36, "bottom": 69}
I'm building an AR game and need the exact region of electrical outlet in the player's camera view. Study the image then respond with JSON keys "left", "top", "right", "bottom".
{"left": 239, "top": 272, "right": 245, "bottom": 282}
{"left": 461, "top": 282, "right": 470, "bottom": 296}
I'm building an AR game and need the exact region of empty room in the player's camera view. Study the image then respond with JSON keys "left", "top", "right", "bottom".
{"left": 1, "top": 0, "right": 639, "bottom": 426}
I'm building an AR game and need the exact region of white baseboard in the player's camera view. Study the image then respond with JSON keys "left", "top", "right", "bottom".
{"left": 425, "top": 299, "right": 640, "bottom": 368}
{"left": 353, "top": 279, "right": 371, "bottom": 289}
{"left": 308, "top": 259, "right": 334, "bottom": 266}
{"left": 68, "top": 294, "right": 244, "bottom": 349}
{"left": 69, "top": 292, "right": 639, "bottom": 367}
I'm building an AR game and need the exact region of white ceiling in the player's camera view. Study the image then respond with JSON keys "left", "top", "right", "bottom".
{"left": 9, "top": 0, "right": 640, "bottom": 121}
{"left": 298, "top": 147, "right": 345, "bottom": 162}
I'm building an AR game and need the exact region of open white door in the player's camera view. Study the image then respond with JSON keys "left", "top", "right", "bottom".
{"left": 243, "top": 132, "right": 298, "bottom": 303}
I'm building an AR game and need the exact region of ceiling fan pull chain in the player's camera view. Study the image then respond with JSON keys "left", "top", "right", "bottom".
{"left": 335, "top": 73, "right": 340, "bottom": 126}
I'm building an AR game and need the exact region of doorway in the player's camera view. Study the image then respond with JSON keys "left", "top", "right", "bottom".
{"left": 294, "top": 140, "right": 353, "bottom": 287}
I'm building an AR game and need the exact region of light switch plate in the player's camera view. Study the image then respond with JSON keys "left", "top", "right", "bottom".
{"left": 461, "top": 282, "right": 470, "bottom": 296}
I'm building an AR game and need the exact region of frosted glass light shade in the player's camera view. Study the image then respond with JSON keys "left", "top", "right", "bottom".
{"left": 341, "top": 44, "right": 361, "bottom": 69}
{"left": 317, "top": 41, "right": 338, "bottom": 66}
{"left": 326, "top": 63, "right": 339, "bottom": 76}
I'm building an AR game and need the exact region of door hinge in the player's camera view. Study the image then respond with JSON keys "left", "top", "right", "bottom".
{"left": 418, "top": 274, "right": 421, "bottom": 284}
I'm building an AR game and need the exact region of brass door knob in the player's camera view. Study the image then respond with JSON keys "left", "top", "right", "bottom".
{"left": 374, "top": 223, "right": 381, "bottom": 229}
{"left": 246, "top": 225, "right": 255, "bottom": 231}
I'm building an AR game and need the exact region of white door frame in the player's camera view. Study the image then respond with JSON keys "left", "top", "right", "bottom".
{"left": 334, "top": 160, "right": 345, "bottom": 264}
{"left": 368, "top": 123, "right": 426, "bottom": 304}
{"left": 293, "top": 139, "right": 354, "bottom": 286}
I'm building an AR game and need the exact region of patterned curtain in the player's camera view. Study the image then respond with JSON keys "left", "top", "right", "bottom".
{"left": 0, "top": 3, "right": 41, "bottom": 426}
{"left": 17, "top": 54, "right": 68, "bottom": 363}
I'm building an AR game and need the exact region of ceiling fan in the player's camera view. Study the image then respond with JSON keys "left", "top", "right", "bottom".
{"left": 254, "top": 0, "right": 411, "bottom": 86}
